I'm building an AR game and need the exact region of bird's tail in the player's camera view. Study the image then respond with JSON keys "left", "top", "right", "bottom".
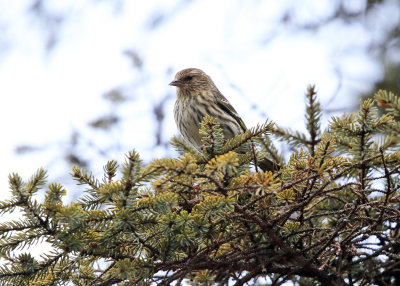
{"left": 257, "top": 157, "right": 280, "bottom": 172}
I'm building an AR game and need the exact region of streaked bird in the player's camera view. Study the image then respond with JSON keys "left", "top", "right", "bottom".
{"left": 170, "top": 68, "right": 278, "bottom": 171}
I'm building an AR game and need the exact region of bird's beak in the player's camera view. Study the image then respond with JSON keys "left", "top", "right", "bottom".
{"left": 169, "top": 80, "right": 180, "bottom": 87}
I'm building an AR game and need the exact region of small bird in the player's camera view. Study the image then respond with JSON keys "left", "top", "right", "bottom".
{"left": 170, "top": 68, "right": 278, "bottom": 172}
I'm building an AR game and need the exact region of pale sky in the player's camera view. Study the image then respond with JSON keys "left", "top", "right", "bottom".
{"left": 0, "top": 0, "right": 393, "bottom": 202}
{"left": 1, "top": 1, "right": 399, "bottom": 281}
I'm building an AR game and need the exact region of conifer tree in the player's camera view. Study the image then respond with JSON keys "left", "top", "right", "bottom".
{"left": 1, "top": 88, "right": 399, "bottom": 286}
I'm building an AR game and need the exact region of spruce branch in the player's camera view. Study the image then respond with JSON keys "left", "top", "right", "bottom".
{"left": 305, "top": 85, "right": 322, "bottom": 156}
{"left": 1, "top": 89, "right": 400, "bottom": 285}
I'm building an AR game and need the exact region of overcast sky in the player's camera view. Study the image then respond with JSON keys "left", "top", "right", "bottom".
{"left": 1, "top": 0, "right": 397, "bottom": 203}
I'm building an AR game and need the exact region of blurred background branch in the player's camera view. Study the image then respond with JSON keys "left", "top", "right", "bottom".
{"left": 1, "top": 0, "right": 399, "bottom": 199}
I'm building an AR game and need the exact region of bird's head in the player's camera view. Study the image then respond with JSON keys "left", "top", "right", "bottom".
{"left": 169, "top": 68, "right": 216, "bottom": 95}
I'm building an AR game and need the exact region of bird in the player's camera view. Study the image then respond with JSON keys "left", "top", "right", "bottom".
{"left": 169, "top": 68, "right": 279, "bottom": 172}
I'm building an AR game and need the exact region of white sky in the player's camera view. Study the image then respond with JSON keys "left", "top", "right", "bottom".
{"left": 0, "top": 0, "right": 393, "bottom": 201}
{"left": 0, "top": 0, "right": 399, "bottom": 280}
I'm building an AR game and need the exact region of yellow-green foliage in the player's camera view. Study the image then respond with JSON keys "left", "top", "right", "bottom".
{"left": 0, "top": 90, "right": 399, "bottom": 286}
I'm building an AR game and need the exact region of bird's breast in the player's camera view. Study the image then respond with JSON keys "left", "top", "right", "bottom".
{"left": 174, "top": 96, "right": 204, "bottom": 148}
{"left": 174, "top": 95, "right": 243, "bottom": 149}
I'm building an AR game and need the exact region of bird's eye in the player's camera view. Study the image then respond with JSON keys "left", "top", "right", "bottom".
{"left": 183, "top": 75, "right": 193, "bottom": 81}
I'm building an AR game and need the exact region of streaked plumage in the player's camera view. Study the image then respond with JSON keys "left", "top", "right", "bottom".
{"left": 170, "top": 68, "right": 278, "bottom": 171}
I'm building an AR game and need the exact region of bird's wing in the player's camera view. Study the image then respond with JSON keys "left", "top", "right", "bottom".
{"left": 215, "top": 93, "right": 247, "bottom": 132}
